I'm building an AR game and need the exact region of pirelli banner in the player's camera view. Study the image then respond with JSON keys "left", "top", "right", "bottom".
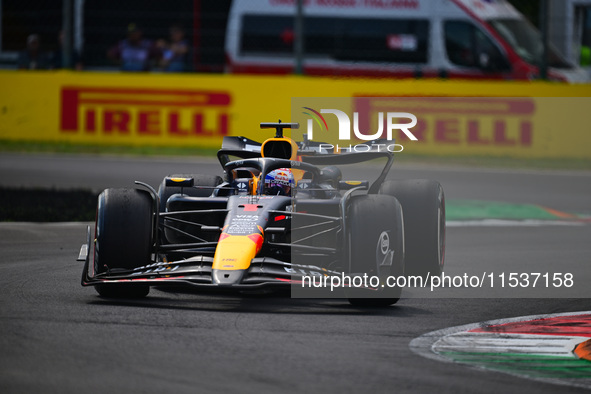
{"left": 290, "top": 96, "right": 591, "bottom": 159}
{"left": 0, "top": 71, "right": 590, "bottom": 158}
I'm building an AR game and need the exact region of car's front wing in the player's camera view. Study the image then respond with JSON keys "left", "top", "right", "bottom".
{"left": 78, "top": 226, "right": 342, "bottom": 291}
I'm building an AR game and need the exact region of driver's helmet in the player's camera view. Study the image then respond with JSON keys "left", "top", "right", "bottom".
{"left": 264, "top": 168, "right": 295, "bottom": 196}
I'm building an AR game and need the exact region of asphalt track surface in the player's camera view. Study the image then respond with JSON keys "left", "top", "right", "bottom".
{"left": 1, "top": 153, "right": 591, "bottom": 393}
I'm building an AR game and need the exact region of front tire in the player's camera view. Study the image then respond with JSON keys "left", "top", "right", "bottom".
{"left": 94, "top": 188, "right": 154, "bottom": 298}
{"left": 347, "top": 194, "right": 404, "bottom": 307}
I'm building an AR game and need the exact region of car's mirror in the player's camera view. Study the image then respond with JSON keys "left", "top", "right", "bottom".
{"left": 338, "top": 180, "right": 369, "bottom": 190}
{"left": 165, "top": 177, "right": 194, "bottom": 188}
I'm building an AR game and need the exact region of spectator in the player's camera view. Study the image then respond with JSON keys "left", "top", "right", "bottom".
{"left": 51, "top": 30, "right": 83, "bottom": 70}
{"left": 17, "top": 34, "right": 51, "bottom": 70}
{"left": 107, "top": 23, "right": 158, "bottom": 71}
{"left": 156, "top": 24, "right": 189, "bottom": 72}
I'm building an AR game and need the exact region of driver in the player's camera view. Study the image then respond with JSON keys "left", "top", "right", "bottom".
{"left": 264, "top": 168, "right": 294, "bottom": 196}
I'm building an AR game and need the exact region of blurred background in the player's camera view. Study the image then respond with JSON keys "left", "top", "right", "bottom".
{"left": 0, "top": 0, "right": 589, "bottom": 78}
{"left": 0, "top": 0, "right": 230, "bottom": 72}
{"left": 0, "top": 0, "right": 589, "bottom": 183}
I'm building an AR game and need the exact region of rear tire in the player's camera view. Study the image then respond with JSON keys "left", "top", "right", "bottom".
{"left": 380, "top": 180, "right": 445, "bottom": 278}
{"left": 94, "top": 188, "right": 153, "bottom": 298}
{"left": 347, "top": 194, "right": 404, "bottom": 307}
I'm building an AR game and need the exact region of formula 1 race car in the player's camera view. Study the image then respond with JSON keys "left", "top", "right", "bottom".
{"left": 78, "top": 122, "right": 445, "bottom": 306}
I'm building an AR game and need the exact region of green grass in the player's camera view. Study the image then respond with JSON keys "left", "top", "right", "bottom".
{"left": 394, "top": 153, "right": 591, "bottom": 171}
{"left": 446, "top": 200, "right": 581, "bottom": 221}
{"left": 1, "top": 139, "right": 590, "bottom": 170}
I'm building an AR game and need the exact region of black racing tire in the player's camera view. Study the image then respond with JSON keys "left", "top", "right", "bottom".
{"left": 94, "top": 188, "right": 153, "bottom": 298}
{"left": 379, "top": 179, "right": 445, "bottom": 278}
{"left": 157, "top": 174, "right": 223, "bottom": 214}
{"left": 347, "top": 194, "right": 404, "bottom": 307}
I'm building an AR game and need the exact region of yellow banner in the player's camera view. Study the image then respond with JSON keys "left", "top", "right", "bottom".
{"left": 0, "top": 70, "right": 590, "bottom": 158}
{"left": 290, "top": 96, "right": 591, "bottom": 158}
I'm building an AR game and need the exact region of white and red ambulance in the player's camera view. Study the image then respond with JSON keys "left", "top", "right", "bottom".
{"left": 225, "top": 0, "right": 589, "bottom": 82}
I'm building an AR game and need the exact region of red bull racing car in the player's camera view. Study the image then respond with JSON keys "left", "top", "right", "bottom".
{"left": 78, "top": 122, "right": 445, "bottom": 306}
